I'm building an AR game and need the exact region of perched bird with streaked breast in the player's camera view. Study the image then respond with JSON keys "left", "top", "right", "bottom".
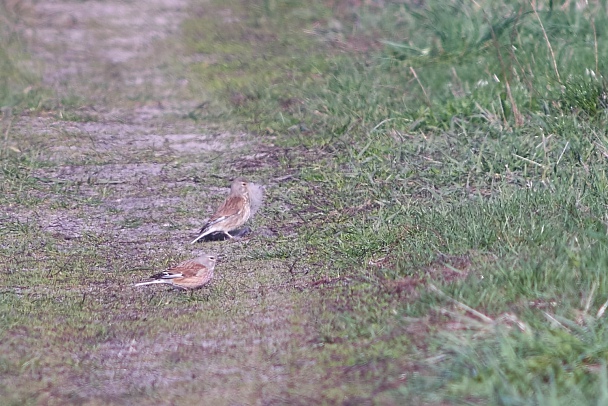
{"left": 133, "top": 254, "right": 217, "bottom": 290}
{"left": 191, "top": 177, "right": 264, "bottom": 244}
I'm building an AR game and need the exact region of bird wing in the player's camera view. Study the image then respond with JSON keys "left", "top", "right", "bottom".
{"left": 201, "top": 196, "right": 246, "bottom": 230}
{"left": 149, "top": 270, "right": 183, "bottom": 279}
{"left": 158, "top": 271, "right": 184, "bottom": 279}
{"left": 149, "top": 259, "right": 208, "bottom": 280}
{"left": 166, "top": 259, "right": 209, "bottom": 278}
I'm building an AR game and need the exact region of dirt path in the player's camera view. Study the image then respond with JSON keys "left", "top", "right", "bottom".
{"left": 32, "top": 0, "right": 191, "bottom": 107}
{"left": 3, "top": 1, "right": 329, "bottom": 403}
{"left": 13, "top": 0, "right": 256, "bottom": 248}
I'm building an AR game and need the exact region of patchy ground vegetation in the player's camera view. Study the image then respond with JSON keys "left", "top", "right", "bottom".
{"left": 2, "top": 0, "right": 608, "bottom": 404}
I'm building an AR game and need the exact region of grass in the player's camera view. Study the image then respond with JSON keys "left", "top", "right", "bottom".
{"left": 0, "top": 3, "right": 46, "bottom": 111}
{"left": 4, "top": 0, "right": 608, "bottom": 404}
{"left": 179, "top": 0, "right": 608, "bottom": 403}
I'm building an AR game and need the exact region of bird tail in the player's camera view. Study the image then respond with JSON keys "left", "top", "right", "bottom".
{"left": 191, "top": 229, "right": 212, "bottom": 244}
{"left": 133, "top": 280, "right": 170, "bottom": 287}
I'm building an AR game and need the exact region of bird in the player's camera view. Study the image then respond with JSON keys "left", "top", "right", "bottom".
{"left": 191, "top": 178, "right": 264, "bottom": 244}
{"left": 133, "top": 254, "right": 217, "bottom": 290}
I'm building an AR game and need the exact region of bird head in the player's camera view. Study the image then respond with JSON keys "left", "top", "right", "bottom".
{"left": 230, "top": 177, "right": 249, "bottom": 196}
{"left": 195, "top": 254, "right": 217, "bottom": 269}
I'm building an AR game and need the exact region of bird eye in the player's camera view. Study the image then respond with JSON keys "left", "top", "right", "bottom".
{"left": 208, "top": 256, "right": 216, "bottom": 261}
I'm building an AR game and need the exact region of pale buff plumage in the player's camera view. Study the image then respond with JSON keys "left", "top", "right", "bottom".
{"left": 133, "top": 254, "right": 217, "bottom": 290}
{"left": 191, "top": 178, "right": 264, "bottom": 244}
{"left": 247, "top": 182, "right": 264, "bottom": 217}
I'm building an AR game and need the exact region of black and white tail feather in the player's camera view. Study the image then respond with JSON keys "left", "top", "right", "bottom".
{"left": 133, "top": 271, "right": 187, "bottom": 288}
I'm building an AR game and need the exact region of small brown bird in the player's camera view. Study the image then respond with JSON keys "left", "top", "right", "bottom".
{"left": 133, "top": 254, "right": 217, "bottom": 290}
{"left": 191, "top": 178, "right": 263, "bottom": 244}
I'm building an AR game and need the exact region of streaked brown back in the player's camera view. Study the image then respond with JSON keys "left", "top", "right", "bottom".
{"left": 169, "top": 258, "right": 210, "bottom": 278}
{"left": 210, "top": 195, "right": 247, "bottom": 221}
